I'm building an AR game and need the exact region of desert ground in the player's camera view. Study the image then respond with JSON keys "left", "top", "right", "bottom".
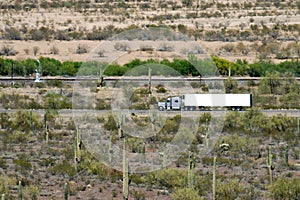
{"left": 0, "top": 0, "right": 299, "bottom": 64}
{"left": 0, "top": 1, "right": 300, "bottom": 200}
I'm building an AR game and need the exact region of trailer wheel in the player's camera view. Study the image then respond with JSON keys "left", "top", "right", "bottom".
{"left": 236, "top": 107, "right": 241, "bottom": 111}
{"left": 189, "top": 107, "right": 195, "bottom": 111}
{"left": 159, "top": 106, "right": 164, "bottom": 111}
{"left": 199, "top": 106, "right": 205, "bottom": 110}
{"left": 231, "top": 107, "right": 236, "bottom": 111}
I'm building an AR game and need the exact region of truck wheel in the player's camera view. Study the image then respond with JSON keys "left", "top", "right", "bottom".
{"left": 231, "top": 107, "right": 236, "bottom": 111}
{"left": 159, "top": 106, "right": 164, "bottom": 111}
{"left": 189, "top": 107, "right": 195, "bottom": 111}
{"left": 236, "top": 107, "right": 241, "bottom": 111}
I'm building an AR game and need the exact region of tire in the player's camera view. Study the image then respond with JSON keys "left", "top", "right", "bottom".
{"left": 189, "top": 107, "right": 195, "bottom": 111}
{"left": 231, "top": 107, "right": 236, "bottom": 111}
{"left": 159, "top": 106, "right": 164, "bottom": 111}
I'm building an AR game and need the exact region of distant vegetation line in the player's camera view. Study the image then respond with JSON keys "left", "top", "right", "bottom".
{"left": 0, "top": 56, "right": 300, "bottom": 77}
{"left": 2, "top": 23, "right": 300, "bottom": 42}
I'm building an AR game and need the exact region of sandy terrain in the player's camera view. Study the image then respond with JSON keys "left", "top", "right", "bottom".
{"left": 0, "top": 0, "right": 299, "bottom": 64}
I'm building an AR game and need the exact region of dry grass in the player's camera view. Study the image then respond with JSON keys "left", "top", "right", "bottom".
{"left": 0, "top": 0, "right": 299, "bottom": 63}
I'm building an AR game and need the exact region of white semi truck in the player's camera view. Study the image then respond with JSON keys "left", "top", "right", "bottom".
{"left": 158, "top": 94, "right": 252, "bottom": 111}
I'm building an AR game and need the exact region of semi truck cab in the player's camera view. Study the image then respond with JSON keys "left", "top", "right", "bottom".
{"left": 158, "top": 96, "right": 181, "bottom": 111}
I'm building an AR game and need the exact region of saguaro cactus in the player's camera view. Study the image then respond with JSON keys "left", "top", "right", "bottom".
{"left": 18, "top": 181, "right": 22, "bottom": 200}
{"left": 123, "top": 138, "right": 129, "bottom": 200}
{"left": 44, "top": 112, "right": 49, "bottom": 142}
{"left": 29, "top": 109, "right": 33, "bottom": 133}
{"left": 74, "top": 129, "right": 81, "bottom": 171}
{"left": 109, "top": 135, "right": 113, "bottom": 164}
{"left": 188, "top": 151, "right": 195, "bottom": 189}
{"left": 64, "top": 182, "right": 69, "bottom": 200}
{"left": 75, "top": 129, "right": 81, "bottom": 162}
{"left": 205, "top": 119, "right": 210, "bottom": 148}
{"left": 266, "top": 146, "right": 275, "bottom": 185}
{"left": 45, "top": 125, "right": 49, "bottom": 144}
{"left": 74, "top": 141, "right": 78, "bottom": 172}
{"left": 285, "top": 145, "right": 289, "bottom": 167}
{"left": 212, "top": 156, "right": 216, "bottom": 200}
{"left": 162, "top": 143, "right": 167, "bottom": 169}
{"left": 150, "top": 112, "right": 156, "bottom": 131}
{"left": 44, "top": 112, "right": 48, "bottom": 143}
{"left": 118, "top": 114, "right": 124, "bottom": 138}
{"left": 43, "top": 112, "right": 47, "bottom": 130}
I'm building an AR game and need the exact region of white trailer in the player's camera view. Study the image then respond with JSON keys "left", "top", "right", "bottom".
{"left": 158, "top": 94, "right": 252, "bottom": 111}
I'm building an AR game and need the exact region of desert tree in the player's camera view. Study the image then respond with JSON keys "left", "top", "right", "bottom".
{"left": 98, "top": 50, "right": 105, "bottom": 57}
{"left": 49, "top": 46, "right": 59, "bottom": 55}
{"left": 33, "top": 46, "right": 39, "bottom": 56}
{"left": 4, "top": 27, "right": 21, "bottom": 40}
{"left": 76, "top": 44, "right": 88, "bottom": 54}
{"left": 0, "top": 45, "right": 17, "bottom": 56}
{"left": 24, "top": 48, "right": 30, "bottom": 55}
{"left": 114, "top": 42, "right": 130, "bottom": 51}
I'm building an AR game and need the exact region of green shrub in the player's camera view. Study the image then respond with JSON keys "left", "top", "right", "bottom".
{"left": 130, "top": 102, "right": 150, "bottom": 110}
{"left": 46, "top": 80, "right": 63, "bottom": 87}
{"left": 0, "top": 158, "right": 8, "bottom": 169}
{"left": 45, "top": 92, "right": 71, "bottom": 109}
{"left": 24, "top": 185, "right": 40, "bottom": 200}
{"left": 131, "top": 190, "right": 146, "bottom": 200}
{"left": 95, "top": 99, "right": 111, "bottom": 110}
{"left": 47, "top": 161, "right": 76, "bottom": 177}
{"left": 147, "top": 169, "right": 186, "bottom": 190}
{"left": 269, "top": 176, "right": 300, "bottom": 200}
{"left": 156, "top": 84, "right": 167, "bottom": 93}
{"left": 216, "top": 179, "right": 257, "bottom": 200}
{"left": 171, "top": 187, "right": 203, "bottom": 200}
{"left": 14, "top": 154, "right": 32, "bottom": 174}
{"left": 104, "top": 114, "right": 118, "bottom": 131}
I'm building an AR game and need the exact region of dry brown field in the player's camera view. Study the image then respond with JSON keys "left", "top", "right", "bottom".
{"left": 0, "top": 0, "right": 299, "bottom": 64}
